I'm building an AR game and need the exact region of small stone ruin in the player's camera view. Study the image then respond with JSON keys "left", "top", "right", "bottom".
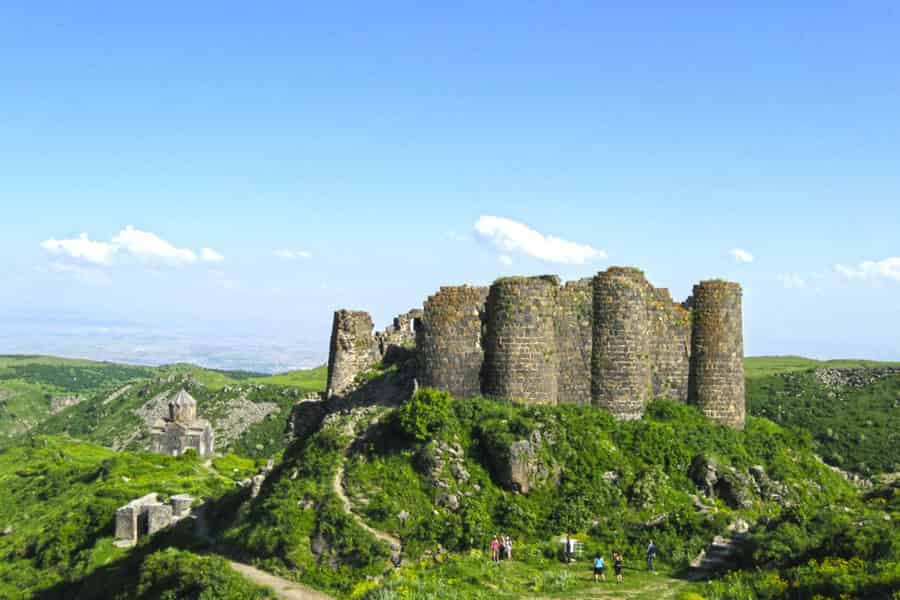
{"left": 114, "top": 492, "right": 194, "bottom": 547}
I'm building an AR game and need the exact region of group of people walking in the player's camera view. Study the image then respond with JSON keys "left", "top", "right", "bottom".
{"left": 489, "top": 532, "right": 659, "bottom": 584}
{"left": 489, "top": 534, "right": 513, "bottom": 563}
{"left": 556, "top": 535, "right": 654, "bottom": 586}
{"left": 591, "top": 540, "right": 657, "bottom": 584}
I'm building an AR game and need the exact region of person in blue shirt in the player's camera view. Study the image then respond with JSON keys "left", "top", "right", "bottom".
{"left": 646, "top": 540, "right": 657, "bottom": 572}
{"left": 593, "top": 554, "right": 606, "bottom": 582}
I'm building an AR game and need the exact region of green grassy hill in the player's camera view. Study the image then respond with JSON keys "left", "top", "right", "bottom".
{"left": 0, "top": 435, "right": 273, "bottom": 599}
{"left": 0, "top": 355, "right": 327, "bottom": 458}
{"left": 745, "top": 358, "right": 900, "bottom": 475}
{"left": 2, "top": 366, "right": 898, "bottom": 599}
{"left": 0, "top": 355, "right": 156, "bottom": 436}
{"left": 223, "top": 377, "right": 890, "bottom": 598}
{"left": 744, "top": 356, "right": 900, "bottom": 379}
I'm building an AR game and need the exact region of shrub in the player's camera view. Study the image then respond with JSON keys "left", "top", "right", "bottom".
{"left": 398, "top": 388, "right": 454, "bottom": 442}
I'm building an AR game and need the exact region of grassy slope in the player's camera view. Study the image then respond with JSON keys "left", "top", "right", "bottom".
{"left": 0, "top": 355, "right": 155, "bottom": 436}
{"left": 226, "top": 384, "right": 857, "bottom": 598}
{"left": 744, "top": 356, "right": 900, "bottom": 379}
{"left": 0, "top": 355, "right": 327, "bottom": 458}
{"left": 746, "top": 371, "right": 900, "bottom": 475}
{"left": 0, "top": 435, "right": 262, "bottom": 599}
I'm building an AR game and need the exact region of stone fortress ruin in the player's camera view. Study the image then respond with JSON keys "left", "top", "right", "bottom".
{"left": 327, "top": 267, "right": 745, "bottom": 429}
{"left": 114, "top": 492, "right": 194, "bottom": 547}
{"left": 150, "top": 389, "right": 215, "bottom": 457}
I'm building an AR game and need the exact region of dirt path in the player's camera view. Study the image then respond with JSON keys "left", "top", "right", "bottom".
{"left": 229, "top": 561, "right": 334, "bottom": 600}
{"left": 332, "top": 417, "right": 402, "bottom": 552}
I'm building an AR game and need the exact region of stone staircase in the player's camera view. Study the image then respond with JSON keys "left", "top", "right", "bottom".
{"left": 686, "top": 520, "right": 749, "bottom": 580}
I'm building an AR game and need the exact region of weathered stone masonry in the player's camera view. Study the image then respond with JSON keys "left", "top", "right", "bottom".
{"left": 417, "top": 286, "right": 488, "bottom": 399}
{"left": 327, "top": 267, "right": 745, "bottom": 428}
{"left": 688, "top": 281, "right": 745, "bottom": 429}
{"left": 483, "top": 276, "right": 561, "bottom": 405}
{"left": 326, "top": 308, "right": 421, "bottom": 398}
{"left": 592, "top": 268, "right": 654, "bottom": 420}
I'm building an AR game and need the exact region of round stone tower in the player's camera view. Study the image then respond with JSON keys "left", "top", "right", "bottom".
{"left": 417, "top": 285, "right": 489, "bottom": 399}
{"left": 688, "top": 280, "right": 745, "bottom": 428}
{"left": 591, "top": 267, "right": 653, "bottom": 419}
{"left": 326, "top": 309, "right": 377, "bottom": 398}
{"left": 482, "top": 276, "right": 560, "bottom": 405}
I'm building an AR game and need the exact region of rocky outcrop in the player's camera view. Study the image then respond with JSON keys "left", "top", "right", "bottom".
{"left": 813, "top": 367, "right": 900, "bottom": 389}
{"left": 287, "top": 396, "right": 327, "bottom": 442}
{"left": 50, "top": 394, "right": 86, "bottom": 414}
{"left": 689, "top": 454, "right": 757, "bottom": 509}
{"left": 482, "top": 430, "right": 559, "bottom": 494}
{"left": 212, "top": 396, "right": 279, "bottom": 447}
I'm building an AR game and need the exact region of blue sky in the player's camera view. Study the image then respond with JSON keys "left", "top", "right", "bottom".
{"left": 2, "top": 2, "right": 899, "bottom": 365}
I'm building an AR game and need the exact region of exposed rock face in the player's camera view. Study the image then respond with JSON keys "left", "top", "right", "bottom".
{"left": 50, "top": 395, "right": 86, "bottom": 414}
{"left": 288, "top": 397, "right": 327, "bottom": 442}
{"left": 813, "top": 367, "right": 900, "bottom": 389}
{"left": 213, "top": 397, "right": 279, "bottom": 447}
{"left": 689, "top": 454, "right": 756, "bottom": 509}
{"left": 482, "top": 431, "right": 558, "bottom": 494}
{"left": 717, "top": 469, "right": 755, "bottom": 509}
{"left": 689, "top": 455, "right": 719, "bottom": 498}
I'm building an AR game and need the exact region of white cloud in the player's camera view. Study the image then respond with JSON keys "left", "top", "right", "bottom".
{"left": 112, "top": 225, "right": 199, "bottom": 264}
{"left": 474, "top": 216, "right": 605, "bottom": 265}
{"left": 777, "top": 273, "right": 807, "bottom": 289}
{"left": 730, "top": 248, "right": 754, "bottom": 264}
{"left": 41, "top": 226, "right": 223, "bottom": 267}
{"left": 274, "top": 249, "right": 313, "bottom": 260}
{"left": 835, "top": 257, "right": 900, "bottom": 282}
{"left": 446, "top": 231, "right": 471, "bottom": 242}
{"left": 498, "top": 254, "right": 513, "bottom": 265}
{"left": 200, "top": 248, "right": 224, "bottom": 262}
{"left": 41, "top": 233, "right": 116, "bottom": 265}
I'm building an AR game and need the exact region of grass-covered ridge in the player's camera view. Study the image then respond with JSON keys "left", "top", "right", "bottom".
{"left": 225, "top": 385, "right": 860, "bottom": 597}
{"left": 0, "top": 354, "right": 327, "bottom": 458}
{"left": 744, "top": 355, "right": 900, "bottom": 379}
{"left": 745, "top": 363, "right": 900, "bottom": 475}
{"left": 0, "top": 434, "right": 262, "bottom": 598}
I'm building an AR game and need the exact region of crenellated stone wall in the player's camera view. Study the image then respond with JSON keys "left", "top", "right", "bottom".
{"left": 591, "top": 267, "right": 653, "bottom": 419}
{"left": 417, "top": 286, "right": 488, "bottom": 399}
{"left": 555, "top": 278, "right": 593, "bottom": 404}
{"left": 688, "top": 280, "right": 745, "bottom": 429}
{"left": 325, "top": 267, "right": 745, "bottom": 428}
{"left": 482, "top": 276, "right": 560, "bottom": 405}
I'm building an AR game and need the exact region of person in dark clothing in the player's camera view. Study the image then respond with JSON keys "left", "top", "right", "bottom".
{"left": 614, "top": 552, "right": 624, "bottom": 583}
{"left": 646, "top": 540, "right": 657, "bottom": 572}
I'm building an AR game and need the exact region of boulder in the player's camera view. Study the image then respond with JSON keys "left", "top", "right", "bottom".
{"left": 690, "top": 454, "right": 755, "bottom": 509}
{"left": 689, "top": 455, "right": 719, "bottom": 498}
{"left": 717, "top": 469, "right": 754, "bottom": 509}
